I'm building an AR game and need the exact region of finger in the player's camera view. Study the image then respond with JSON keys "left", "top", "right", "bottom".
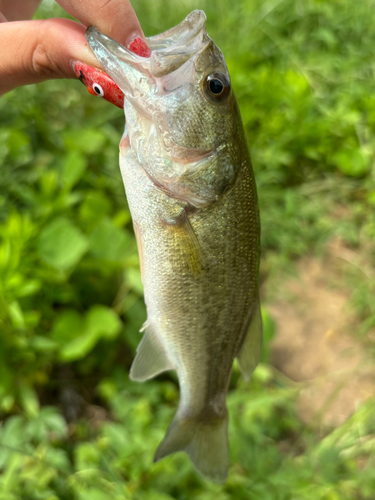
{"left": 55, "top": 0, "right": 143, "bottom": 47}
{"left": 0, "top": 0, "right": 42, "bottom": 21}
{"left": 0, "top": 18, "right": 100, "bottom": 95}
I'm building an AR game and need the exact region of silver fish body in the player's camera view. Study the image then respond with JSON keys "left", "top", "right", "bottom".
{"left": 86, "top": 10, "right": 262, "bottom": 483}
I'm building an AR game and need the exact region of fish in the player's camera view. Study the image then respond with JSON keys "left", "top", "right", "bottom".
{"left": 85, "top": 10, "right": 262, "bottom": 483}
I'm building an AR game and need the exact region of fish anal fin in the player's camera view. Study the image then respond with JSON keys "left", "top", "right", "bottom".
{"left": 164, "top": 208, "right": 205, "bottom": 278}
{"left": 154, "top": 411, "right": 229, "bottom": 484}
{"left": 237, "top": 297, "right": 263, "bottom": 381}
{"left": 130, "top": 322, "right": 174, "bottom": 382}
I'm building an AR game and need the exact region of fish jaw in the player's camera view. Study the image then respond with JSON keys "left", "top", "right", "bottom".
{"left": 85, "top": 26, "right": 155, "bottom": 112}
{"left": 86, "top": 14, "right": 241, "bottom": 209}
{"left": 73, "top": 35, "right": 151, "bottom": 109}
{"left": 84, "top": 11, "right": 229, "bottom": 137}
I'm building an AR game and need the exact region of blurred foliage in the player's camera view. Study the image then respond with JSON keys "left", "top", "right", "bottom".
{"left": 0, "top": 0, "right": 375, "bottom": 498}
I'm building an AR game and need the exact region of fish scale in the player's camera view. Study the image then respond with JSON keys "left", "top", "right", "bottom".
{"left": 86, "top": 10, "right": 262, "bottom": 483}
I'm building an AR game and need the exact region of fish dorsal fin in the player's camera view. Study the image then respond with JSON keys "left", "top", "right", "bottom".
{"left": 237, "top": 297, "right": 263, "bottom": 381}
{"left": 130, "top": 322, "right": 174, "bottom": 381}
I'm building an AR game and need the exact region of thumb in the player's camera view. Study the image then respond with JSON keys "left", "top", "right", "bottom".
{"left": 0, "top": 18, "right": 100, "bottom": 95}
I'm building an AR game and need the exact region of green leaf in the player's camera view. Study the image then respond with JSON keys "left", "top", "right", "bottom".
{"left": 85, "top": 305, "right": 121, "bottom": 340}
{"left": 63, "top": 129, "right": 106, "bottom": 154}
{"left": 367, "top": 190, "right": 375, "bottom": 206}
{"left": 38, "top": 217, "right": 88, "bottom": 270}
{"left": 89, "top": 217, "right": 130, "bottom": 262}
{"left": 332, "top": 147, "right": 370, "bottom": 177}
{"left": 59, "top": 334, "right": 97, "bottom": 362}
{"left": 39, "top": 170, "right": 58, "bottom": 197}
{"left": 79, "top": 191, "right": 112, "bottom": 230}
{"left": 60, "top": 306, "right": 121, "bottom": 361}
{"left": 0, "top": 395, "right": 14, "bottom": 413}
{"left": 7, "top": 301, "right": 24, "bottom": 329}
{"left": 18, "top": 386, "right": 39, "bottom": 418}
{"left": 51, "top": 310, "right": 84, "bottom": 344}
{"left": 260, "top": 307, "right": 277, "bottom": 363}
{"left": 40, "top": 407, "right": 68, "bottom": 439}
{"left": 62, "top": 151, "right": 87, "bottom": 190}
{"left": 75, "top": 443, "right": 101, "bottom": 470}
{"left": 125, "top": 267, "right": 143, "bottom": 295}
{"left": 6, "top": 129, "right": 32, "bottom": 164}
{"left": 30, "top": 336, "right": 58, "bottom": 352}
{"left": 17, "top": 279, "right": 41, "bottom": 297}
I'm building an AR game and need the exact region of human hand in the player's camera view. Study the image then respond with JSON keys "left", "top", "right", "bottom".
{"left": 0, "top": 0, "right": 144, "bottom": 95}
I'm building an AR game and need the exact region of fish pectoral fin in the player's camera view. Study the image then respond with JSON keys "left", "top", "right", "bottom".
{"left": 237, "top": 297, "right": 263, "bottom": 382}
{"left": 165, "top": 208, "right": 205, "bottom": 278}
{"left": 130, "top": 322, "right": 174, "bottom": 382}
{"left": 154, "top": 410, "right": 229, "bottom": 484}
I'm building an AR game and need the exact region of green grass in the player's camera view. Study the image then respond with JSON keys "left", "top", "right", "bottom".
{"left": 0, "top": 0, "right": 375, "bottom": 498}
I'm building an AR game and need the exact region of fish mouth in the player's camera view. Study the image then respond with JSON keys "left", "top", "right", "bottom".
{"left": 85, "top": 26, "right": 151, "bottom": 101}
{"left": 147, "top": 10, "right": 210, "bottom": 77}
{"left": 85, "top": 10, "right": 210, "bottom": 89}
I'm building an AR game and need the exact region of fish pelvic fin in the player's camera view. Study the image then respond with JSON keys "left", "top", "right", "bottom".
{"left": 130, "top": 322, "right": 174, "bottom": 381}
{"left": 154, "top": 410, "right": 229, "bottom": 484}
{"left": 237, "top": 296, "right": 263, "bottom": 381}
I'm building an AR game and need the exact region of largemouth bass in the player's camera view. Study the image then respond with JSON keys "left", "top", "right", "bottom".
{"left": 86, "top": 10, "right": 262, "bottom": 483}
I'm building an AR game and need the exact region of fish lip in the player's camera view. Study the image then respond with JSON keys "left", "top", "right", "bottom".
{"left": 85, "top": 26, "right": 150, "bottom": 63}
{"left": 85, "top": 26, "right": 155, "bottom": 104}
{"left": 147, "top": 10, "right": 207, "bottom": 51}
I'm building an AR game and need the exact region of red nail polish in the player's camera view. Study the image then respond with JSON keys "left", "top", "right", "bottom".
{"left": 129, "top": 37, "right": 151, "bottom": 58}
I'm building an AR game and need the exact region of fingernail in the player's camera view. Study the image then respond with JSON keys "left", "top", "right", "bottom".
{"left": 127, "top": 34, "right": 151, "bottom": 58}
{"left": 74, "top": 43, "right": 103, "bottom": 70}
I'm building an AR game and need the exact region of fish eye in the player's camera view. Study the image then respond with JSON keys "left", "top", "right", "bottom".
{"left": 92, "top": 83, "right": 104, "bottom": 97}
{"left": 204, "top": 72, "right": 231, "bottom": 102}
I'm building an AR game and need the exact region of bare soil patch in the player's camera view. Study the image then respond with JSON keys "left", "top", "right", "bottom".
{"left": 268, "top": 241, "right": 375, "bottom": 427}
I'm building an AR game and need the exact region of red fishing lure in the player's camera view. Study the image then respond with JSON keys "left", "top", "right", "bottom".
{"left": 74, "top": 37, "right": 151, "bottom": 108}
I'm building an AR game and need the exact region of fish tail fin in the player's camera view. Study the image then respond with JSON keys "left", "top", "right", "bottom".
{"left": 154, "top": 410, "right": 229, "bottom": 484}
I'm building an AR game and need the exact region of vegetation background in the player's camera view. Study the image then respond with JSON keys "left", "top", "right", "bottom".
{"left": 1, "top": 0, "right": 375, "bottom": 498}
